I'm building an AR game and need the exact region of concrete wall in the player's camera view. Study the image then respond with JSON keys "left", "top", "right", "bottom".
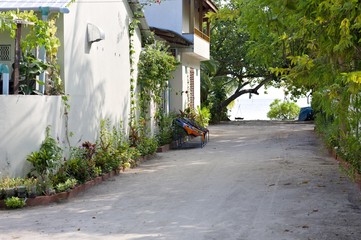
{"left": 60, "top": 0, "right": 141, "bottom": 145}
{"left": 0, "top": 1, "right": 142, "bottom": 178}
{"left": 0, "top": 96, "right": 63, "bottom": 177}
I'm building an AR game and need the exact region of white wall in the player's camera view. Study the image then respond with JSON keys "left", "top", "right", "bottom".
{"left": 61, "top": 0, "right": 142, "bottom": 145}
{"left": 0, "top": 96, "right": 63, "bottom": 177}
{"left": 169, "top": 53, "right": 201, "bottom": 112}
{"left": 182, "top": 0, "right": 190, "bottom": 33}
{"left": 169, "top": 65, "right": 183, "bottom": 113}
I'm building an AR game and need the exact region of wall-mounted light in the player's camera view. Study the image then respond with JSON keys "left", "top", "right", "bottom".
{"left": 87, "top": 23, "right": 105, "bottom": 43}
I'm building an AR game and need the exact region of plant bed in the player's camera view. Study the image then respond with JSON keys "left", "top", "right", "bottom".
{"left": 329, "top": 148, "right": 361, "bottom": 189}
{"left": 102, "top": 171, "right": 114, "bottom": 181}
{"left": 0, "top": 155, "right": 155, "bottom": 209}
{"left": 157, "top": 144, "right": 170, "bottom": 153}
{"left": 24, "top": 170, "right": 119, "bottom": 208}
{"left": 26, "top": 194, "right": 58, "bottom": 207}
{"left": 93, "top": 176, "right": 103, "bottom": 184}
{"left": 54, "top": 191, "right": 70, "bottom": 202}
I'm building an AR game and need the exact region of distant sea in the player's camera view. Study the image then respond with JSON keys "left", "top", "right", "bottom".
{"left": 229, "top": 97, "right": 310, "bottom": 120}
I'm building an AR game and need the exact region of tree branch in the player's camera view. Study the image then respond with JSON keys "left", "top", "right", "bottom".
{"left": 220, "top": 75, "right": 274, "bottom": 109}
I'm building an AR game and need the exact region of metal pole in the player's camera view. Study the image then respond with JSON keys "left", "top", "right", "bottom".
{"left": 38, "top": 7, "right": 50, "bottom": 94}
{"left": 13, "top": 22, "right": 22, "bottom": 94}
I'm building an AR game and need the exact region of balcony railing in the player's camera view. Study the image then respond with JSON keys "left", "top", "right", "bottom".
{"left": 194, "top": 28, "right": 210, "bottom": 42}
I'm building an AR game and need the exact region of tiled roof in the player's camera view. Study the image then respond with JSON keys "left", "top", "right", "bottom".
{"left": 0, "top": 0, "right": 71, "bottom": 13}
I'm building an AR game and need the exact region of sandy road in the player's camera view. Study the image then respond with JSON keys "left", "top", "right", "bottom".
{"left": 0, "top": 121, "right": 361, "bottom": 240}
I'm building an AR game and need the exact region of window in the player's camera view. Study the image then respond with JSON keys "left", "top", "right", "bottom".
{"left": 0, "top": 45, "right": 11, "bottom": 61}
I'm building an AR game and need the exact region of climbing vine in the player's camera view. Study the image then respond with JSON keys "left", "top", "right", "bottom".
{"left": 137, "top": 41, "right": 178, "bottom": 120}
{"left": 128, "top": 17, "right": 139, "bottom": 129}
{"left": 127, "top": 5, "right": 177, "bottom": 147}
{"left": 0, "top": 11, "right": 63, "bottom": 94}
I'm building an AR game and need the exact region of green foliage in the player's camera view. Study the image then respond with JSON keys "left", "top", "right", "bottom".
{"left": 55, "top": 178, "right": 77, "bottom": 193}
{"left": 0, "top": 177, "right": 24, "bottom": 189}
{"left": 137, "top": 137, "right": 158, "bottom": 157}
{"left": 0, "top": 11, "right": 63, "bottom": 95}
{"left": 129, "top": 16, "right": 174, "bottom": 157}
{"left": 195, "top": 106, "right": 211, "bottom": 127}
{"left": 215, "top": 0, "right": 361, "bottom": 173}
{"left": 94, "top": 120, "right": 121, "bottom": 173}
{"left": 128, "top": 18, "right": 138, "bottom": 128}
{"left": 179, "top": 107, "right": 210, "bottom": 128}
{"left": 5, "top": 196, "right": 25, "bottom": 209}
{"left": 267, "top": 99, "right": 300, "bottom": 120}
{"left": 138, "top": 41, "right": 178, "bottom": 118}
{"left": 202, "top": 2, "right": 283, "bottom": 117}
{"left": 0, "top": 177, "right": 37, "bottom": 199}
{"left": 208, "top": 81, "right": 229, "bottom": 122}
{"left": 26, "top": 126, "right": 63, "bottom": 181}
{"left": 200, "top": 60, "right": 231, "bottom": 122}
{"left": 156, "top": 112, "right": 176, "bottom": 146}
{"left": 65, "top": 146, "right": 98, "bottom": 184}
{"left": 19, "top": 53, "right": 49, "bottom": 95}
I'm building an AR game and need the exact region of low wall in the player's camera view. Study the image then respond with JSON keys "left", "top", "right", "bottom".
{"left": 0, "top": 95, "right": 63, "bottom": 177}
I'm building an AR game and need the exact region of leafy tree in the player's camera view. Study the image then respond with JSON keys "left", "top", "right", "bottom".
{"left": 211, "top": 0, "right": 361, "bottom": 172}
{"left": 204, "top": 1, "right": 289, "bottom": 121}
{"left": 267, "top": 99, "right": 300, "bottom": 120}
{"left": 200, "top": 59, "right": 231, "bottom": 122}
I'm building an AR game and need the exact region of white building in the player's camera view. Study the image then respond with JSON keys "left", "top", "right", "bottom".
{"left": 0, "top": 0, "right": 144, "bottom": 177}
{"left": 143, "top": 0, "right": 217, "bottom": 112}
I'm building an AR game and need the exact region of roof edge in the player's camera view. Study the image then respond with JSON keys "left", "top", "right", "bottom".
{"left": 150, "top": 26, "right": 193, "bottom": 46}
{"left": 0, "top": 7, "right": 69, "bottom": 14}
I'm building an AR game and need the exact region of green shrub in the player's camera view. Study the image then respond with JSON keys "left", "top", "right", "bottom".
{"left": 267, "top": 99, "right": 300, "bottom": 120}
{"left": 51, "top": 166, "right": 69, "bottom": 188}
{"left": 156, "top": 112, "right": 176, "bottom": 146}
{"left": 95, "top": 120, "right": 123, "bottom": 173}
{"left": 195, "top": 106, "right": 211, "bottom": 127}
{"left": 26, "top": 126, "right": 63, "bottom": 181}
{"left": 5, "top": 196, "right": 25, "bottom": 209}
{"left": 65, "top": 146, "right": 98, "bottom": 183}
{"left": 55, "top": 178, "right": 77, "bottom": 193}
{"left": 0, "top": 177, "right": 24, "bottom": 189}
{"left": 125, "top": 147, "right": 141, "bottom": 168}
{"left": 138, "top": 137, "right": 158, "bottom": 156}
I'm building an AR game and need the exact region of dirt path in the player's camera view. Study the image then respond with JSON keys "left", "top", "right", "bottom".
{"left": 1, "top": 121, "right": 361, "bottom": 240}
